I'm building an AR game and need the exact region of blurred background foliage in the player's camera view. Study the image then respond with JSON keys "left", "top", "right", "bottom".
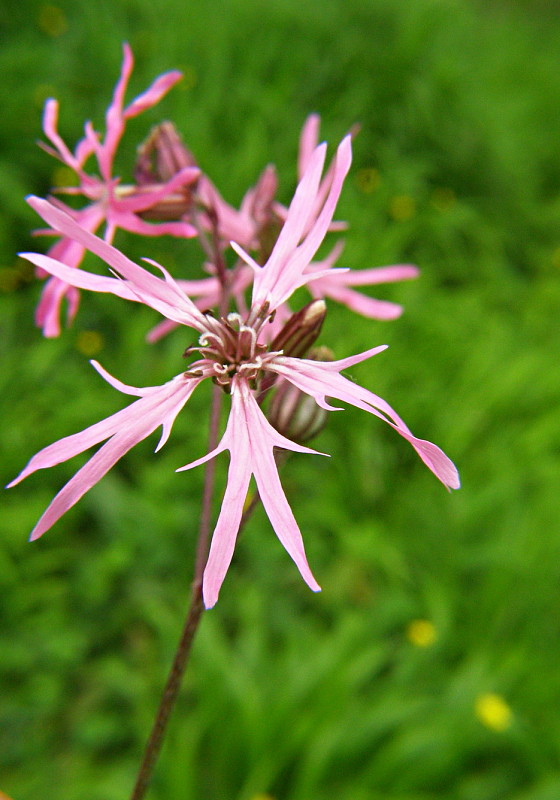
{"left": 1, "top": 0, "right": 560, "bottom": 798}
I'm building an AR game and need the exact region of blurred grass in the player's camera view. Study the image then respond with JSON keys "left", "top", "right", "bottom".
{"left": 2, "top": 0, "right": 560, "bottom": 798}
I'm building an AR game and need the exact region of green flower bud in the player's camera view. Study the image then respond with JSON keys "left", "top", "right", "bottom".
{"left": 270, "top": 299, "right": 327, "bottom": 359}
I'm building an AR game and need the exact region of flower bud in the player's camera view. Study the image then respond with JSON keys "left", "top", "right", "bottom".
{"left": 135, "top": 122, "right": 198, "bottom": 184}
{"left": 134, "top": 122, "right": 198, "bottom": 220}
{"left": 270, "top": 299, "right": 327, "bottom": 359}
{"left": 250, "top": 165, "right": 278, "bottom": 227}
{"left": 267, "top": 378, "right": 329, "bottom": 443}
{"left": 245, "top": 164, "right": 280, "bottom": 263}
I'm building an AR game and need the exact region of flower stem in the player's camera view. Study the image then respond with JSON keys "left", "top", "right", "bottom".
{"left": 128, "top": 582, "right": 205, "bottom": 800}
{"left": 127, "top": 419, "right": 283, "bottom": 798}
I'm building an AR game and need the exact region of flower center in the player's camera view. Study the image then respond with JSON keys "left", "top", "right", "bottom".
{"left": 184, "top": 312, "right": 280, "bottom": 388}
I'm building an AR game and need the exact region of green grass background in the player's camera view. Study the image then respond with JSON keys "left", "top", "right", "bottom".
{"left": 2, "top": 0, "right": 560, "bottom": 798}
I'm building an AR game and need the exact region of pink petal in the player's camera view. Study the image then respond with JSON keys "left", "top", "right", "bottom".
{"left": 33, "top": 201, "right": 104, "bottom": 285}
{"left": 269, "top": 356, "right": 460, "bottom": 491}
{"left": 42, "top": 99, "right": 80, "bottom": 171}
{"left": 75, "top": 134, "right": 96, "bottom": 168}
{"left": 245, "top": 416, "right": 321, "bottom": 595}
{"left": 307, "top": 345, "right": 389, "bottom": 372}
{"left": 303, "top": 251, "right": 417, "bottom": 320}
{"left": 240, "top": 383, "right": 322, "bottom": 590}
{"left": 99, "top": 44, "right": 134, "bottom": 179}
{"left": 251, "top": 143, "right": 327, "bottom": 304}
{"left": 8, "top": 373, "right": 201, "bottom": 540}
{"left": 251, "top": 136, "right": 352, "bottom": 312}
{"left": 310, "top": 281, "right": 405, "bottom": 320}
{"left": 34, "top": 277, "right": 71, "bottom": 338}
{"left": 229, "top": 241, "right": 261, "bottom": 277}
{"left": 107, "top": 43, "right": 134, "bottom": 125}
{"left": 8, "top": 371, "right": 184, "bottom": 486}
{"left": 197, "top": 175, "right": 258, "bottom": 247}
{"left": 240, "top": 164, "right": 278, "bottom": 226}
{"left": 106, "top": 208, "right": 197, "bottom": 239}
{"left": 89, "top": 360, "right": 157, "bottom": 397}
{"left": 36, "top": 230, "right": 86, "bottom": 276}
{"left": 83, "top": 121, "right": 105, "bottom": 174}
{"left": 145, "top": 275, "right": 223, "bottom": 343}
{"left": 338, "top": 264, "right": 420, "bottom": 286}
{"left": 22, "top": 252, "right": 139, "bottom": 302}
{"left": 200, "top": 414, "right": 252, "bottom": 609}
{"left": 123, "top": 70, "right": 183, "bottom": 119}
{"left": 281, "top": 137, "right": 352, "bottom": 287}
{"left": 65, "top": 285, "right": 80, "bottom": 325}
{"left": 146, "top": 318, "right": 180, "bottom": 343}
{"left": 26, "top": 197, "right": 206, "bottom": 330}
{"left": 306, "top": 239, "right": 346, "bottom": 273}
{"left": 298, "top": 114, "right": 321, "bottom": 178}
{"left": 110, "top": 167, "right": 199, "bottom": 214}
{"left": 177, "top": 378, "right": 324, "bottom": 608}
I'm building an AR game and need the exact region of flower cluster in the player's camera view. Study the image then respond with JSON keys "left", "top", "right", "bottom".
{"left": 10, "top": 46, "right": 459, "bottom": 609}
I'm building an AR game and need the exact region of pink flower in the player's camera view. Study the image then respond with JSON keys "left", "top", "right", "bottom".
{"left": 280, "top": 115, "right": 420, "bottom": 320}
{"left": 196, "top": 163, "right": 278, "bottom": 249}
{"left": 134, "top": 120, "right": 280, "bottom": 252}
{"left": 232, "top": 136, "right": 353, "bottom": 313}
{"left": 143, "top": 114, "right": 419, "bottom": 345}
{"left": 11, "top": 136, "right": 459, "bottom": 609}
{"left": 192, "top": 115, "right": 345, "bottom": 258}
{"left": 36, "top": 43, "right": 199, "bottom": 337}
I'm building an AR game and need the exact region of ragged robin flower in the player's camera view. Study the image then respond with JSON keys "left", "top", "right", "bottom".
{"left": 140, "top": 113, "right": 422, "bottom": 344}
{"left": 35, "top": 43, "right": 199, "bottom": 337}
{"left": 9, "top": 135, "right": 459, "bottom": 608}
{"left": 282, "top": 114, "right": 421, "bottom": 320}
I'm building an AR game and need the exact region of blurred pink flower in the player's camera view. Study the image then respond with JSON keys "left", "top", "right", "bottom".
{"left": 232, "top": 136, "right": 353, "bottom": 312}
{"left": 36, "top": 43, "right": 199, "bottom": 337}
{"left": 193, "top": 113, "right": 345, "bottom": 255}
{"left": 196, "top": 163, "right": 278, "bottom": 249}
{"left": 142, "top": 113, "right": 419, "bottom": 344}
{"left": 12, "top": 136, "right": 459, "bottom": 608}
{"left": 273, "top": 114, "right": 419, "bottom": 320}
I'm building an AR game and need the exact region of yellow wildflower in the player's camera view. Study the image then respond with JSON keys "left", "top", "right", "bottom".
{"left": 406, "top": 619, "right": 437, "bottom": 647}
{"left": 475, "top": 693, "right": 513, "bottom": 732}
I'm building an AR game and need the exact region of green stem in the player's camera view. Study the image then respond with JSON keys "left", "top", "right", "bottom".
{"left": 128, "top": 583, "right": 205, "bottom": 800}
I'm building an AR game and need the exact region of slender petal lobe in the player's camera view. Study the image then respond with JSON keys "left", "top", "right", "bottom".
{"left": 8, "top": 369, "right": 202, "bottom": 540}
{"left": 177, "top": 377, "right": 324, "bottom": 608}
{"left": 269, "top": 354, "right": 460, "bottom": 490}
{"left": 245, "top": 136, "right": 352, "bottom": 312}
{"left": 27, "top": 197, "right": 207, "bottom": 330}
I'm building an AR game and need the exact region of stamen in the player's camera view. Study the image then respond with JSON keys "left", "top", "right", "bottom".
{"left": 237, "top": 324, "right": 258, "bottom": 360}
{"left": 226, "top": 312, "right": 243, "bottom": 327}
{"left": 213, "top": 363, "right": 230, "bottom": 375}
{"left": 198, "top": 331, "right": 222, "bottom": 349}
{"left": 186, "top": 313, "right": 275, "bottom": 392}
